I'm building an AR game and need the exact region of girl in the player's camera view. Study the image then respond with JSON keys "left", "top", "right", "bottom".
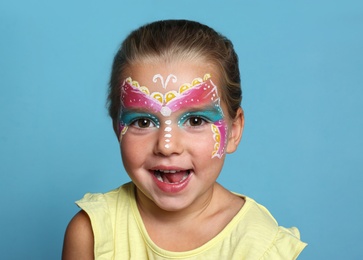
{"left": 62, "top": 20, "right": 306, "bottom": 259}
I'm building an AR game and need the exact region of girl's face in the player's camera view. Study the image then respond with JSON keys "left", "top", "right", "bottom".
{"left": 119, "top": 61, "right": 242, "bottom": 212}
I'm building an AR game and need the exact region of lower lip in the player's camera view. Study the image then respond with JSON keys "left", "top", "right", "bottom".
{"left": 151, "top": 171, "right": 193, "bottom": 193}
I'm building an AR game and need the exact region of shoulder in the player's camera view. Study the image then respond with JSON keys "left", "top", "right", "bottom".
{"left": 76, "top": 183, "right": 132, "bottom": 207}
{"left": 235, "top": 196, "right": 307, "bottom": 258}
{"left": 62, "top": 183, "right": 133, "bottom": 259}
{"left": 260, "top": 226, "right": 307, "bottom": 259}
{"left": 243, "top": 197, "right": 279, "bottom": 228}
{"left": 62, "top": 210, "right": 94, "bottom": 260}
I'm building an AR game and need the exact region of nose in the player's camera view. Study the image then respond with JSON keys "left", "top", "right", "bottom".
{"left": 153, "top": 121, "right": 184, "bottom": 156}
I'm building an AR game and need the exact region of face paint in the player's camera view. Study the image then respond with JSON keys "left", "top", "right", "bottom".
{"left": 119, "top": 110, "right": 160, "bottom": 141}
{"left": 153, "top": 74, "right": 177, "bottom": 89}
{"left": 177, "top": 109, "right": 227, "bottom": 158}
{"left": 163, "top": 120, "right": 172, "bottom": 148}
{"left": 178, "top": 109, "right": 224, "bottom": 125}
{"left": 120, "top": 78, "right": 163, "bottom": 113}
{"left": 211, "top": 120, "right": 227, "bottom": 158}
{"left": 119, "top": 74, "right": 228, "bottom": 157}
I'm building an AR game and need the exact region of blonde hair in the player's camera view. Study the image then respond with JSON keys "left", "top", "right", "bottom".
{"left": 108, "top": 20, "right": 242, "bottom": 124}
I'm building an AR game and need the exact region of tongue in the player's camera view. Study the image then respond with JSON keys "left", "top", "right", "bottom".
{"left": 163, "top": 171, "right": 187, "bottom": 183}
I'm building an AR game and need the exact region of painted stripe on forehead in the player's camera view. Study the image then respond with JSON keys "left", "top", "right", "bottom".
{"left": 166, "top": 79, "right": 222, "bottom": 114}
{"left": 120, "top": 76, "right": 222, "bottom": 116}
{"left": 120, "top": 81, "right": 162, "bottom": 113}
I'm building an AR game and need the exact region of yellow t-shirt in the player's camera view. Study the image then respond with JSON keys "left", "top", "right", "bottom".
{"left": 76, "top": 182, "right": 306, "bottom": 259}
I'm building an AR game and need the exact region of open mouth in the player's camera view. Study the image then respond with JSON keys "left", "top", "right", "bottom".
{"left": 153, "top": 169, "right": 191, "bottom": 184}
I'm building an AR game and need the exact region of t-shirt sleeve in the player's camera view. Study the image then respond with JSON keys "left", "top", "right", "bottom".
{"left": 260, "top": 226, "right": 307, "bottom": 259}
{"left": 76, "top": 193, "right": 115, "bottom": 259}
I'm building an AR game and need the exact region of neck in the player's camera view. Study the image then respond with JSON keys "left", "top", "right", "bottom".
{"left": 135, "top": 184, "right": 218, "bottom": 224}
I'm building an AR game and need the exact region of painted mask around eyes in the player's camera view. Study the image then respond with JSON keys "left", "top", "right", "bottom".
{"left": 119, "top": 74, "right": 228, "bottom": 158}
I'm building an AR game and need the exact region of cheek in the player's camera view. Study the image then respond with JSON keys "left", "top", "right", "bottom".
{"left": 120, "top": 134, "right": 149, "bottom": 166}
{"left": 184, "top": 129, "right": 218, "bottom": 155}
{"left": 185, "top": 120, "right": 228, "bottom": 159}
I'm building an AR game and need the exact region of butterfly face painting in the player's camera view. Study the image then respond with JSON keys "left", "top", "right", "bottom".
{"left": 119, "top": 74, "right": 228, "bottom": 158}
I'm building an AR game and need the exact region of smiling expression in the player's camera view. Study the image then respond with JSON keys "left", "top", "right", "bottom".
{"left": 118, "top": 61, "right": 234, "bottom": 212}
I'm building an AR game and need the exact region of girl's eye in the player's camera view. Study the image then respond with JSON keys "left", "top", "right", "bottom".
{"left": 186, "top": 116, "right": 207, "bottom": 127}
{"left": 131, "top": 118, "right": 156, "bottom": 128}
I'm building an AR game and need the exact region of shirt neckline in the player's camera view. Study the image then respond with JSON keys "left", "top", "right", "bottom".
{"left": 127, "top": 182, "right": 251, "bottom": 258}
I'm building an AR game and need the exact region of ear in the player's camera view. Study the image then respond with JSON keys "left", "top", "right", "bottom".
{"left": 226, "top": 107, "right": 244, "bottom": 154}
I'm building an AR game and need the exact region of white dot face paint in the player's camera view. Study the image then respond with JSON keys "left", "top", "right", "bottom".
{"left": 164, "top": 120, "right": 173, "bottom": 148}
{"left": 160, "top": 106, "right": 172, "bottom": 117}
{"left": 119, "top": 73, "right": 227, "bottom": 158}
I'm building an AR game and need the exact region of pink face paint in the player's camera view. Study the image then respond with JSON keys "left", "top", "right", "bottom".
{"left": 119, "top": 74, "right": 228, "bottom": 157}
{"left": 169, "top": 78, "right": 227, "bottom": 158}
{"left": 120, "top": 78, "right": 163, "bottom": 113}
{"left": 119, "top": 78, "right": 163, "bottom": 140}
{"left": 166, "top": 78, "right": 220, "bottom": 112}
{"left": 211, "top": 120, "right": 227, "bottom": 158}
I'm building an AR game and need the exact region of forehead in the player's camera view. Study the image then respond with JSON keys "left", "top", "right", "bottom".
{"left": 126, "top": 61, "right": 221, "bottom": 94}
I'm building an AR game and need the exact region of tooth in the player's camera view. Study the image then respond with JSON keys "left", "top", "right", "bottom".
{"left": 158, "top": 170, "right": 180, "bottom": 174}
{"left": 181, "top": 172, "right": 188, "bottom": 182}
{"left": 154, "top": 171, "right": 163, "bottom": 182}
{"left": 157, "top": 175, "right": 163, "bottom": 182}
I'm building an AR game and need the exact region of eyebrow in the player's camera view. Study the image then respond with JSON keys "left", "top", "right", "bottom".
{"left": 178, "top": 105, "right": 224, "bottom": 122}
{"left": 120, "top": 102, "right": 224, "bottom": 121}
{"left": 120, "top": 109, "right": 160, "bottom": 125}
{"left": 184, "top": 103, "right": 223, "bottom": 113}
{"left": 121, "top": 107, "right": 154, "bottom": 114}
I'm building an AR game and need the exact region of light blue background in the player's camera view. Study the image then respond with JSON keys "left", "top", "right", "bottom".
{"left": 1, "top": 0, "right": 362, "bottom": 259}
